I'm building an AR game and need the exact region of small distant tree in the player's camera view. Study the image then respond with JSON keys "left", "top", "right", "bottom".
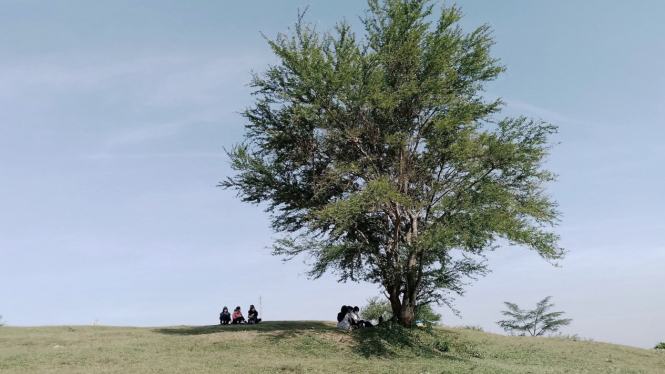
{"left": 496, "top": 296, "right": 571, "bottom": 336}
{"left": 0, "top": 315, "right": 4, "bottom": 326}
{"left": 655, "top": 342, "right": 665, "bottom": 350}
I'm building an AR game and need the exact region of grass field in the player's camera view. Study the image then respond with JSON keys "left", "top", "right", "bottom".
{"left": 1, "top": 321, "right": 663, "bottom": 373}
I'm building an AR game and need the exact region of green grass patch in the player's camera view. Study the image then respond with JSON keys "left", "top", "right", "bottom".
{"left": 354, "top": 322, "right": 481, "bottom": 359}
{"left": 1, "top": 322, "right": 664, "bottom": 373}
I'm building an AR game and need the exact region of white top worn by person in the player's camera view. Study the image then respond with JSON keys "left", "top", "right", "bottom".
{"left": 336, "top": 306, "right": 355, "bottom": 330}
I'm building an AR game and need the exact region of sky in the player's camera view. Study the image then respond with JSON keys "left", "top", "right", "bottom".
{"left": 1, "top": 0, "right": 663, "bottom": 349}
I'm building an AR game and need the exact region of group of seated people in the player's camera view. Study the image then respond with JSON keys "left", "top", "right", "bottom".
{"left": 219, "top": 305, "right": 261, "bottom": 325}
{"left": 336, "top": 305, "right": 374, "bottom": 330}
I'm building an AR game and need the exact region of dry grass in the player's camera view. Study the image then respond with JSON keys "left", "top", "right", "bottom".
{"left": 1, "top": 321, "right": 663, "bottom": 373}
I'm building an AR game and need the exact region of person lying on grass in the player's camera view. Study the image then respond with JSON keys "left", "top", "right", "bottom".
{"left": 220, "top": 306, "right": 231, "bottom": 325}
{"left": 232, "top": 306, "right": 246, "bottom": 324}
{"left": 247, "top": 304, "right": 261, "bottom": 324}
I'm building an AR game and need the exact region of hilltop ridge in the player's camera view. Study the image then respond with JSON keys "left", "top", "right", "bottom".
{"left": 1, "top": 321, "right": 663, "bottom": 373}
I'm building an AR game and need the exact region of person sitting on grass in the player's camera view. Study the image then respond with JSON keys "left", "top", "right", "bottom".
{"left": 336, "top": 305, "right": 347, "bottom": 323}
{"left": 350, "top": 306, "right": 362, "bottom": 328}
{"left": 352, "top": 306, "right": 373, "bottom": 328}
{"left": 232, "top": 306, "right": 246, "bottom": 324}
{"left": 247, "top": 305, "right": 261, "bottom": 324}
{"left": 220, "top": 306, "right": 231, "bottom": 325}
{"left": 336, "top": 305, "right": 356, "bottom": 330}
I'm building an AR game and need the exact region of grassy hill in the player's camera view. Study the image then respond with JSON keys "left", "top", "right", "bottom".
{"left": 1, "top": 321, "right": 663, "bottom": 373}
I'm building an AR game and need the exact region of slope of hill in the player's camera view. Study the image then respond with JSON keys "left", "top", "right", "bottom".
{"left": 1, "top": 321, "right": 663, "bottom": 373}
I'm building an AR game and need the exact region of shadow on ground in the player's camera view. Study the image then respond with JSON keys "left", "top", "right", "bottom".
{"left": 350, "top": 324, "right": 473, "bottom": 360}
{"left": 154, "top": 321, "right": 336, "bottom": 336}
{"left": 155, "top": 320, "right": 474, "bottom": 361}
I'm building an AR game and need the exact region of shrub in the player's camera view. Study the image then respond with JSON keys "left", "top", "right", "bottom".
{"left": 434, "top": 339, "right": 449, "bottom": 352}
{"left": 462, "top": 325, "right": 484, "bottom": 332}
{"left": 360, "top": 296, "right": 393, "bottom": 322}
{"left": 415, "top": 304, "right": 442, "bottom": 326}
{"left": 355, "top": 321, "right": 480, "bottom": 358}
{"left": 549, "top": 333, "right": 594, "bottom": 342}
{"left": 361, "top": 296, "right": 442, "bottom": 326}
{"left": 655, "top": 342, "right": 665, "bottom": 350}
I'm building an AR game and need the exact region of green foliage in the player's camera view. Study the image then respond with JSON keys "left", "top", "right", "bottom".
{"left": 496, "top": 296, "right": 572, "bottom": 337}
{"left": 415, "top": 303, "right": 442, "bottom": 325}
{"left": 361, "top": 296, "right": 441, "bottom": 325}
{"left": 221, "top": 0, "right": 563, "bottom": 326}
{"left": 462, "top": 325, "right": 484, "bottom": 332}
{"left": 549, "top": 333, "right": 593, "bottom": 342}
{"left": 355, "top": 321, "right": 481, "bottom": 358}
{"left": 655, "top": 342, "right": 665, "bottom": 349}
{"left": 360, "top": 296, "right": 393, "bottom": 322}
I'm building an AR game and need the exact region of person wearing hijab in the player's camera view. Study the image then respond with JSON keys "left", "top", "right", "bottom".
{"left": 247, "top": 305, "right": 261, "bottom": 324}
{"left": 220, "top": 306, "right": 231, "bottom": 325}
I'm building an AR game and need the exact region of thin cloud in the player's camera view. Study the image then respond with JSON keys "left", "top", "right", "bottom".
{"left": 504, "top": 99, "right": 597, "bottom": 126}
{"left": 0, "top": 50, "right": 269, "bottom": 109}
{"left": 106, "top": 122, "right": 184, "bottom": 146}
{"left": 103, "top": 109, "right": 236, "bottom": 147}
{"left": 82, "top": 151, "right": 225, "bottom": 161}
{"left": 492, "top": 96, "right": 615, "bottom": 131}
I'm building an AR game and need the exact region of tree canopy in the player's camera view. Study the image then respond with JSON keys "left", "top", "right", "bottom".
{"left": 220, "top": 0, "right": 564, "bottom": 326}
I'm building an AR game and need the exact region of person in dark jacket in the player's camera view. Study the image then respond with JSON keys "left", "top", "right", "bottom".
{"left": 247, "top": 305, "right": 261, "bottom": 324}
{"left": 220, "top": 306, "right": 231, "bottom": 325}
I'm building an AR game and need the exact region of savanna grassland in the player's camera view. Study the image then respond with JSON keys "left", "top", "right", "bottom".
{"left": 1, "top": 321, "right": 663, "bottom": 373}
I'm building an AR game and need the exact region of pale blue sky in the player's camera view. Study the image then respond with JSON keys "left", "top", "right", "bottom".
{"left": 1, "top": 1, "right": 663, "bottom": 349}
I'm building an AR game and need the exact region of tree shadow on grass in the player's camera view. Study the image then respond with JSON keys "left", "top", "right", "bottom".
{"left": 350, "top": 324, "right": 475, "bottom": 361}
{"left": 154, "top": 321, "right": 336, "bottom": 336}
{"left": 263, "top": 324, "right": 349, "bottom": 344}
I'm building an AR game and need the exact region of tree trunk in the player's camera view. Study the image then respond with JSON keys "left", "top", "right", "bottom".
{"left": 388, "top": 291, "right": 416, "bottom": 327}
{"left": 399, "top": 303, "right": 415, "bottom": 327}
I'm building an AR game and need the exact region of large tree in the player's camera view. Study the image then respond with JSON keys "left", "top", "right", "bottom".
{"left": 221, "top": 0, "right": 564, "bottom": 326}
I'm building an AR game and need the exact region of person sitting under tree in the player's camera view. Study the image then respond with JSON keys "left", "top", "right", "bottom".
{"left": 352, "top": 306, "right": 373, "bottom": 328}
{"left": 336, "top": 306, "right": 356, "bottom": 330}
